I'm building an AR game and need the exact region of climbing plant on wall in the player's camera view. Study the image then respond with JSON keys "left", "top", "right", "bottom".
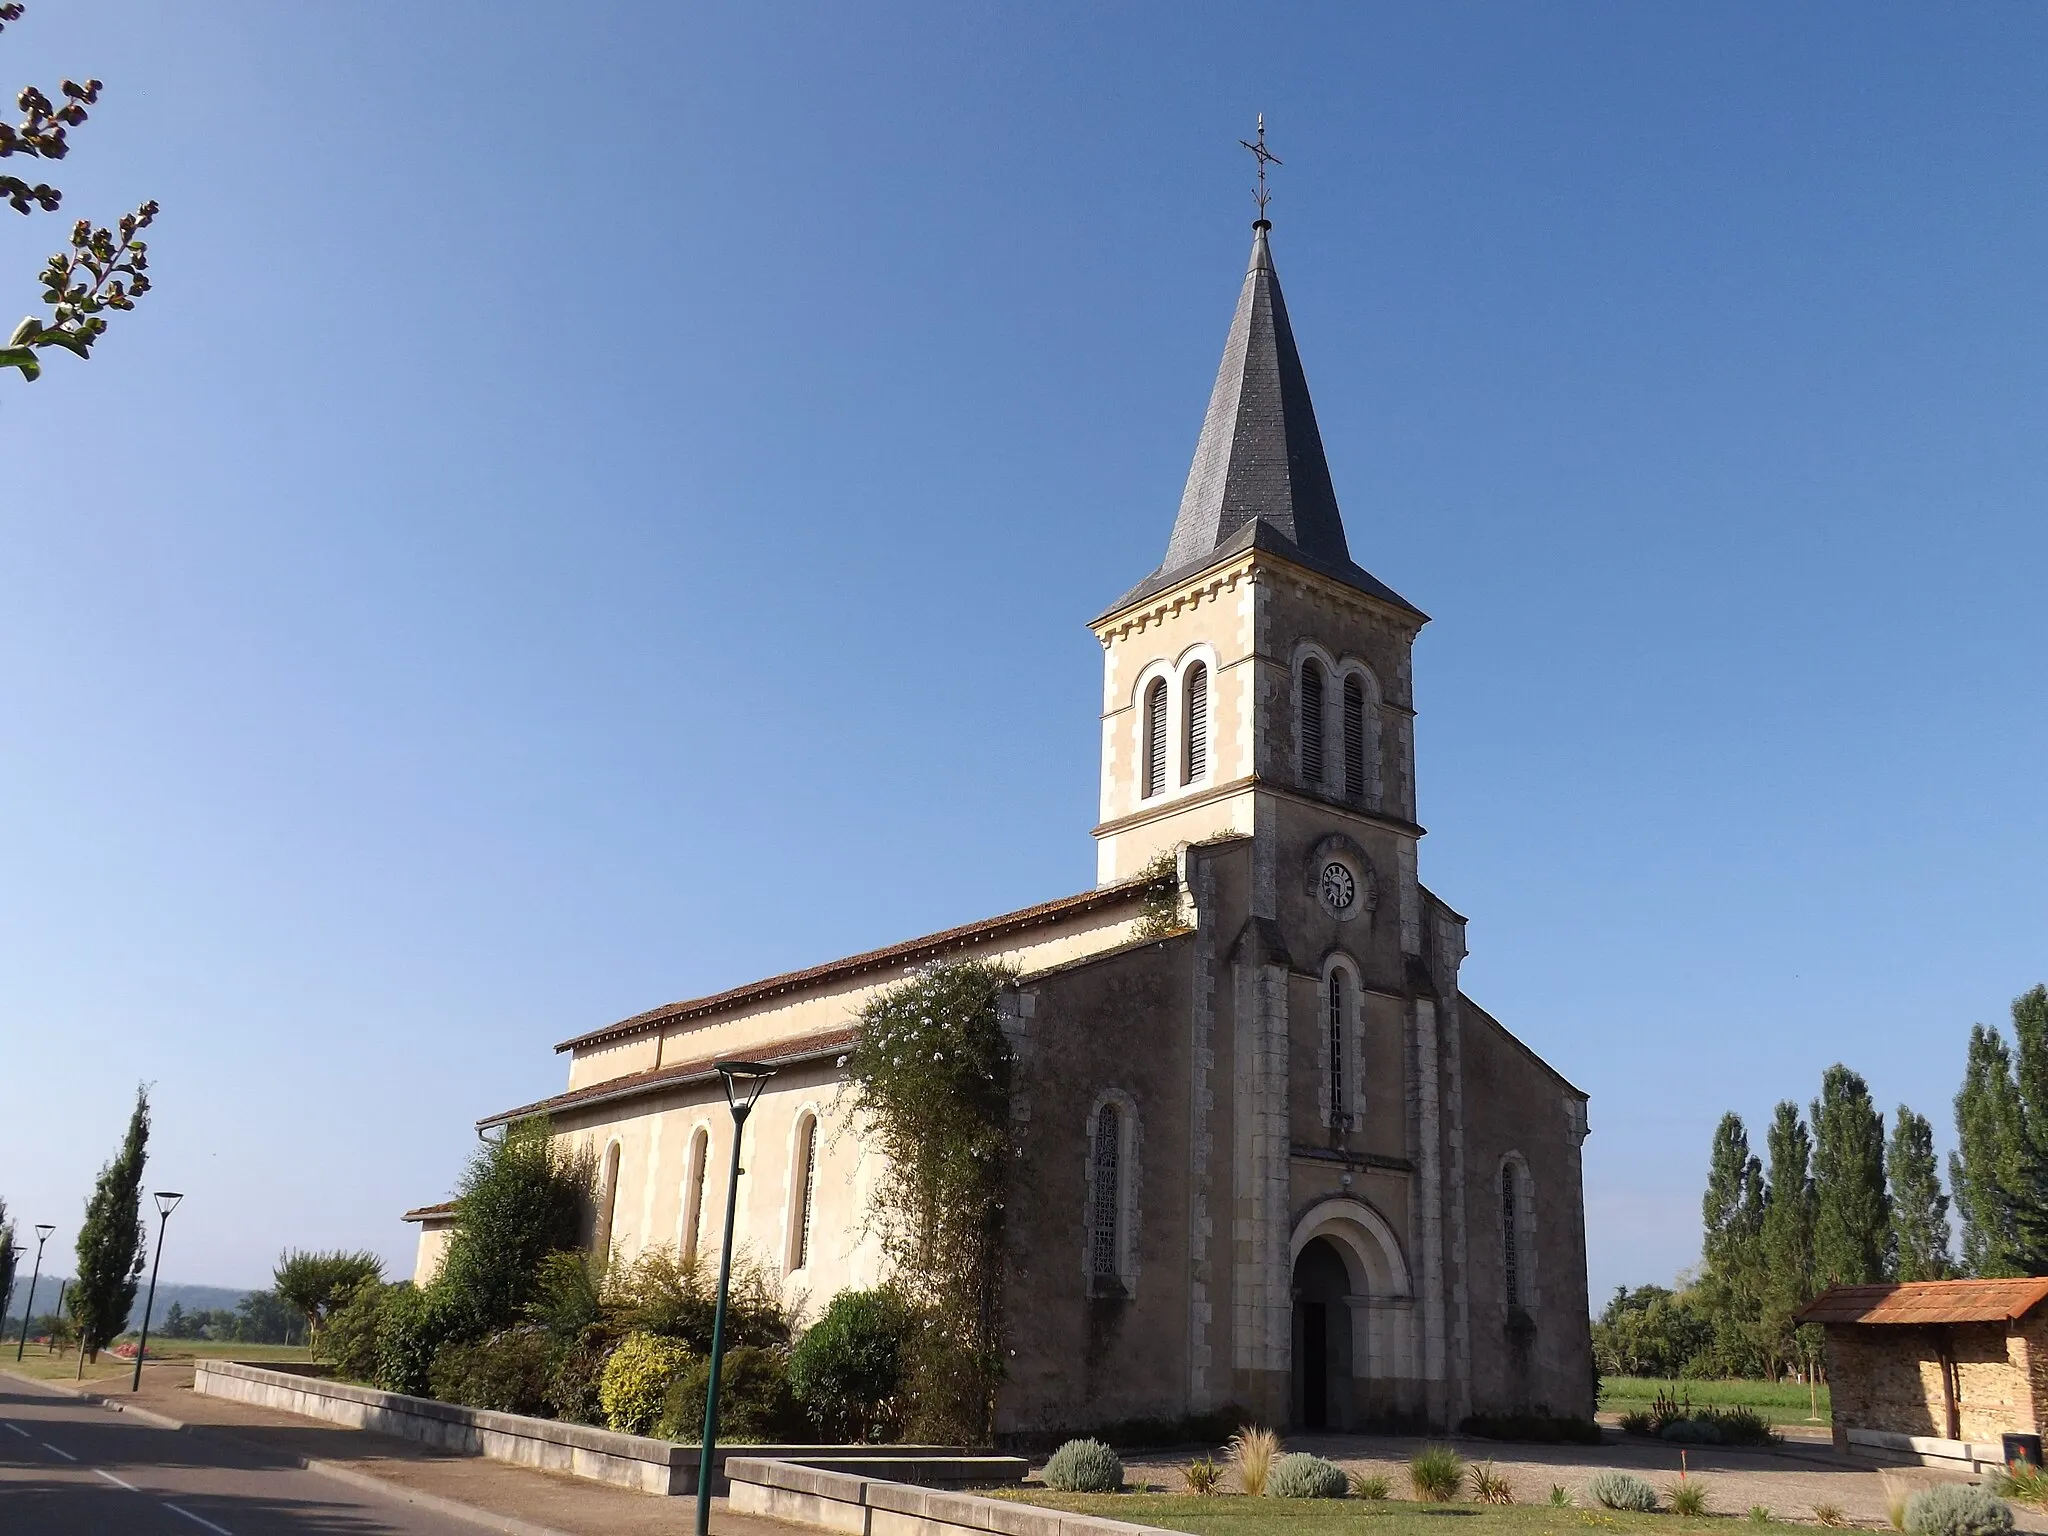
{"left": 844, "top": 960, "right": 1014, "bottom": 1441}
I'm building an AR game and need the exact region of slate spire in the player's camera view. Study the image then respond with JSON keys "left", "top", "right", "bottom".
{"left": 1104, "top": 219, "right": 1419, "bottom": 618}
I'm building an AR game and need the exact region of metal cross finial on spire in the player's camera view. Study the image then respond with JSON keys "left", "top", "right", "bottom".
{"left": 1240, "top": 113, "right": 1281, "bottom": 222}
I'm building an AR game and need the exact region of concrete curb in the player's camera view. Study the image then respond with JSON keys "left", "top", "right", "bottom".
{"left": 1, "top": 1366, "right": 579, "bottom": 1536}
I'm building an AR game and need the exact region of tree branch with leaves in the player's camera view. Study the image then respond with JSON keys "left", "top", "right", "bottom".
{"left": 0, "top": 2, "right": 155, "bottom": 381}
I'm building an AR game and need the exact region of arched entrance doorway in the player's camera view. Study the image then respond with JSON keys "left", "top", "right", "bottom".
{"left": 1287, "top": 1196, "right": 1416, "bottom": 1429}
{"left": 1292, "top": 1237, "right": 1352, "bottom": 1429}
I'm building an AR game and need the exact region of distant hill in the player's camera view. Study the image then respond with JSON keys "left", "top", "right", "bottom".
{"left": 2, "top": 1279, "right": 252, "bottom": 1331}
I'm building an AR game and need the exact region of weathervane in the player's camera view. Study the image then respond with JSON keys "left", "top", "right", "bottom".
{"left": 1240, "top": 113, "right": 1281, "bottom": 222}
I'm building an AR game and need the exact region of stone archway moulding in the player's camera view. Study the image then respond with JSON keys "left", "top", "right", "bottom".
{"left": 1289, "top": 1195, "right": 1412, "bottom": 1298}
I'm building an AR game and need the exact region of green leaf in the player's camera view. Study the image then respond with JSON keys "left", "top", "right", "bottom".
{"left": 0, "top": 344, "right": 42, "bottom": 379}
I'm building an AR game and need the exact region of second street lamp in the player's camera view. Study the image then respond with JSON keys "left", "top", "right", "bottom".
{"left": 131, "top": 1193, "right": 182, "bottom": 1393}
{"left": 15, "top": 1224, "right": 54, "bottom": 1362}
{"left": 695, "top": 1060, "right": 774, "bottom": 1536}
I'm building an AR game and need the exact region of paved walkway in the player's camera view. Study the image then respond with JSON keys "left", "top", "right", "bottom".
{"left": 2, "top": 1362, "right": 813, "bottom": 1536}
{"left": 1121, "top": 1431, "right": 2048, "bottom": 1530}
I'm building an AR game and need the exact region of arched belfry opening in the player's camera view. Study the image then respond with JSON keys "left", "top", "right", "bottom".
{"left": 1291, "top": 1237, "right": 1353, "bottom": 1429}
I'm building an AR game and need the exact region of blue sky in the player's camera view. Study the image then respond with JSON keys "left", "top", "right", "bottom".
{"left": 2, "top": 2, "right": 2044, "bottom": 1302}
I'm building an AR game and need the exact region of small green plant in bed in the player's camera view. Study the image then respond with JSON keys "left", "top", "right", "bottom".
{"left": 1267, "top": 1454, "right": 1347, "bottom": 1500}
{"left": 992, "top": 1490, "right": 1786, "bottom": 1535}
{"left": 1409, "top": 1444, "right": 1465, "bottom": 1502}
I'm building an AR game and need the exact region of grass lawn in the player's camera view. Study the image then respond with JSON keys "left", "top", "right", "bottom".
{"left": 1600, "top": 1378, "right": 1828, "bottom": 1427}
{"left": 994, "top": 1493, "right": 1802, "bottom": 1536}
{"left": 2, "top": 1338, "right": 312, "bottom": 1384}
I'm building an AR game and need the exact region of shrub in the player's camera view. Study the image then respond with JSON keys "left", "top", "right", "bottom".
{"left": 1469, "top": 1463, "right": 1514, "bottom": 1505}
{"left": 1618, "top": 1409, "right": 1654, "bottom": 1436}
{"left": 274, "top": 1249, "right": 384, "bottom": 1347}
{"left": 1042, "top": 1439, "right": 1123, "bottom": 1493}
{"left": 1661, "top": 1416, "right": 1722, "bottom": 1444}
{"left": 1410, "top": 1444, "right": 1465, "bottom": 1502}
{"left": 659, "top": 1345, "right": 794, "bottom": 1443}
{"left": 1903, "top": 1483, "right": 2014, "bottom": 1536}
{"left": 788, "top": 1288, "right": 910, "bottom": 1442}
{"left": 1698, "top": 1405, "right": 1777, "bottom": 1446}
{"left": 1750, "top": 1506, "right": 1772, "bottom": 1524}
{"left": 1228, "top": 1426, "right": 1281, "bottom": 1495}
{"left": 600, "top": 1332, "right": 694, "bottom": 1435}
{"left": 524, "top": 1251, "right": 603, "bottom": 1341}
{"left": 1549, "top": 1484, "right": 1573, "bottom": 1508}
{"left": 437, "top": 1116, "right": 592, "bottom": 1338}
{"left": 1994, "top": 1463, "right": 2048, "bottom": 1508}
{"left": 428, "top": 1327, "right": 554, "bottom": 1415}
{"left": 1350, "top": 1472, "right": 1392, "bottom": 1500}
{"left": 316, "top": 1276, "right": 390, "bottom": 1383}
{"left": 1183, "top": 1457, "right": 1223, "bottom": 1496}
{"left": 546, "top": 1339, "right": 609, "bottom": 1425}
{"left": 1268, "top": 1454, "right": 1347, "bottom": 1499}
{"left": 1669, "top": 1478, "right": 1710, "bottom": 1517}
{"left": 375, "top": 1283, "right": 464, "bottom": 1397}
{"left": 1814, "top": 1504, "right": 1847, "bottom": 1528}
{"left": 1587, "top": 1470, "right": 1659, "bottom": 1512}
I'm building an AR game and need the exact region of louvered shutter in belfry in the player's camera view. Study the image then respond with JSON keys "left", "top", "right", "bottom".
{"left": 1144, "top": 679, "right": 1167, "bottom": 798}
{"left": 1343, "top": 676, "right": 1366, "bottom": 802}
{"left": 1183, "top": 665, "right": 1208, "bottom": 783}
{"left": 1300, "top": 662, "right": 1325, "bottom": 785}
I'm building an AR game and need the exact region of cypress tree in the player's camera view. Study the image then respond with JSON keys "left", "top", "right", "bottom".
{"left": 0, "top": 1196, "right": 16, "bottom": 1325}
{"left": 1952, "top": 1023, "right": 2025, "bottom": 1275}
{"left": 1812, "top": 1065, "right": 1891, "bottom": 1284}
{"left": 1888, "top": 1104, "right": 1953, "bottom": 1280}
{"left": 1759, "top": 1102, "right": 1816, "bottom": 1372}
{"left": 1698, "top": 1112, "right": 1766, "bottom": 1372}
{"left": 73, "top": 1086, "right": 150, "bottom": 1361}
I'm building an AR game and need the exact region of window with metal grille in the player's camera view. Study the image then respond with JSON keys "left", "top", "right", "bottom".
{"left": 1142, "top": 679, "right": 1168, "bottom": 799}
{"left": 1182, "top": 664, "right": 1208, "bottom": 784}
{"left": 1342, "top": 675, "right": 1367, "bottom": 802}
{"left": 1091, "top": 1104, "right": 1121, "bottom": 1282}
{"left": 1327, "top": 971, "right": 1346, "bottom": 1130}
{"left": 1502, "top": 1166, "right": 1521, "bottom": 1306}
{"left": 682, "top": 1127, "right": 709, "bottom": 1265}
{"left": 793, "top": 1115, "right": 817, "bottom": 1272}
{"left": 1300, "top": 661, "right": 1325, "bottom": 785}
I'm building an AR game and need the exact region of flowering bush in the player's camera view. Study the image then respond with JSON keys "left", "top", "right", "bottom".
{"left": 598, "top": 1331, "right": 693, "bottom": 1435}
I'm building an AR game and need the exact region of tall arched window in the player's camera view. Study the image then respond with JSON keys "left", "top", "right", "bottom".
{"left": 1300, "top": 661, "right": 1325, "bottom": 786}
{"left": 1342, "top": 675, "right": 1367, "bottom": 802}
{"left": 1182, "top": 663, "right": 1208, "bottom": 784}
{"left": 681, "top": 1127, "right": 709, "bottom": 1265}
{"left": 1142, "top": 678, "right": 1168, "bottom": 799}
{"left": 1502, "top": 1165, "right": 1521, "bottom": 1307}
{"left": 1327, "top": 970, "right": 1347, "bottom": 1131}
{"left": 790, "top": 1114, "right": 818, "bottom": 1273}
{"left": 1090, "top": 1103, "right": 1121, "bottom": 1286}
{"left": 593, "top": 1140, "right": 622, "bottom": 1261}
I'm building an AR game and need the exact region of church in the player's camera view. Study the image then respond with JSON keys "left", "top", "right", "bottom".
{"left": 407, "top": 205, "right": 1594, "bottom": 1436}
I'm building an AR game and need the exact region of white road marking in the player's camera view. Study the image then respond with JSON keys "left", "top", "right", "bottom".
{"left": 94, "top": 1466, "right": 141, "bottom": 1492}
{"left": 40, "top": 1439, "right": 76, "bottom": 1461}
{"left": 165, "top": 1503, "right": 236, "bottom": 1535}
{"left": 1, "top": 1421, "right": 30, "bottom": 1437}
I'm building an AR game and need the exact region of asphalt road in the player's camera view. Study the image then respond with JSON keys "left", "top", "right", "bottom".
{"left": 0, "top": 1373, "right": 489, "bottom": 1534}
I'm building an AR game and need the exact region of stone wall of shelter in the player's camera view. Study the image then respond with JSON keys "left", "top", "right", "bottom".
{"left": 1825, "top": 1321, "right": 2043, "bottom": 1447}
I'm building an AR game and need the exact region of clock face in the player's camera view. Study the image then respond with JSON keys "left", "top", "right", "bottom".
{"left": 1320, "top": 861, "right": 1356, "bottom": 912}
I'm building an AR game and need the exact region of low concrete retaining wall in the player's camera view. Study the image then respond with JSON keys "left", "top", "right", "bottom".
{"left": 196, "top": 1359, "right": 1029, "bottom": 1497}
{"left": 197, "top": 1359, "right": 689, "bottom": 1494}
{"left": 728, "top": 1457, "right": 1184, "bottom": 1536}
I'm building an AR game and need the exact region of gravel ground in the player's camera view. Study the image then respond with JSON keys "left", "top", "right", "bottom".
{"left": 1112, "top": 1432, "right": 2048, "bottom": 1530}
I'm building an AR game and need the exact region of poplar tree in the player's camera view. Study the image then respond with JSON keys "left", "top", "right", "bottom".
{"left": 0, "top": 1196, "right": 16, "bottom": 1324}
{"left": 1812, "top": 1065, "right": 1891, "bottom": 1284}
{"left": 1759, "top": 1102, "right": 1816, "bottom": 1372}
{"left": 1951, "top": 1024, "right": 2027, "bottom": 1275}
{"left": 1888, "top": 1105, "right": 1953, "bottom": 1280}
{"left": 72, "top": 1085, "right": 148, "bottom": 1360}
{"left": 1698, "top": 1112, "right": 1766, "bottom": 1371}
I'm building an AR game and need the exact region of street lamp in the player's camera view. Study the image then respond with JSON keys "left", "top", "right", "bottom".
{"left": 695, "top": 1060, "right": 774, "bottom": 1536}
{"left": 132, "top": 1193, "right": 183, "bottom": 1393}
{"left": 15, "top": 1225, "right": 54, "bottom": 1362}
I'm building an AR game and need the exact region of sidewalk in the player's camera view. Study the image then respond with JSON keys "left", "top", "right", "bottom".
{"left": 6, "top": 1359, "right": 815, "bottom": 1536}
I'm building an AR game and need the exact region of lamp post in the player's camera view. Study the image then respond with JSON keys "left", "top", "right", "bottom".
{"left": 131, "top": 1193, "right": 182, "bottom": 1393}
{"left": 15, "top": 1225, "right": 53, "bottom": 1362}
{"left": 696, "top": 1060, "right": 774, "bottom": 1536}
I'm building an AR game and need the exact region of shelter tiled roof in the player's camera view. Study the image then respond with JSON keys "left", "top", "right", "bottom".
{"left": 401, "top": 1201, "right": 457, "bottom": 1223}
{"left": 1797, "top": 1278, "right": 2048, "bottom": 1326}
{"left": 553, "top": 876, "right": 1150, "bottom": 1055}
